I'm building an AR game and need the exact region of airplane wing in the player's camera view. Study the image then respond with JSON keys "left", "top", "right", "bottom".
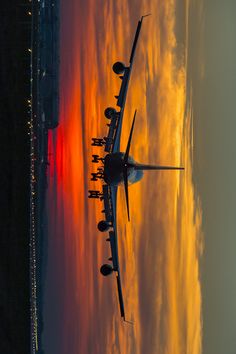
{"left": 90, "top": 16, "right": 151, "bottom": 321}
{"left": 101, "top": 184, "right": 126, "bottom": 320}
{"left": 104, "top": 15, "right": 149, "bottom": 154}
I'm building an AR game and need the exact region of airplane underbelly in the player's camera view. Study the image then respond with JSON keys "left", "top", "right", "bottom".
{"left": 104, "top": 153, "right": 124, "bottom": 185}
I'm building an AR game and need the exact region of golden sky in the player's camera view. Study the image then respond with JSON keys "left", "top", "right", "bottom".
{"left": 46, "top": 0, "right": 203, "bottom": 353}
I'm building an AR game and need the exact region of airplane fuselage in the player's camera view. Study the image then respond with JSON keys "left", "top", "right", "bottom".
{"left": 104, "top": 152, "right": 138, "bottom": 186}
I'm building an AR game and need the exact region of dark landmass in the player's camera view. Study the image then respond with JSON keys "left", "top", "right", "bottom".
{"left": 31, "top": 1, "right": 60, "bottom": 352}
{"left": 0, "top": 1, "right": 31, "bottom": 353}
{"left": 0, "top": 0, "right": 59, "bottom": 352}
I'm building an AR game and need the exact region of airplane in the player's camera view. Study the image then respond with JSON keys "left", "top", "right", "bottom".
{"left": 88, "top": 16, "right": 184, "bottom": 322}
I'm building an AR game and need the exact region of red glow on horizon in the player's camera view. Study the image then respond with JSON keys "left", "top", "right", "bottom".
{"left": 47, "top": 130, "right": 54, "bottom": 178}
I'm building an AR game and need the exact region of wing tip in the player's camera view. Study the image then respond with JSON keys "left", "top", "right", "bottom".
{"left": 141, "top": 13, "right": 152, "bottom": 20}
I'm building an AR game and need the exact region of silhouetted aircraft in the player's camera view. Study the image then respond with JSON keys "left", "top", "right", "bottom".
{"left": 88, "top": 16, "right": 184, "bottom": 322}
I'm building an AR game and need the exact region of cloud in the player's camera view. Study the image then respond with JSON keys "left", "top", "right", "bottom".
{"left": 45, "top": 0, "right": 203, "bottom": 353}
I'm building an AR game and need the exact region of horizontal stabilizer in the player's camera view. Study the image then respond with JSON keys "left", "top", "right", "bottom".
{"left": 124, "top": 110, "right": 137, "bottom": 162}
{"left": 123, "top": 110, "right": 137, "bottom": 221}
{"left": 116, "top": 275, "right": 125, "bottom": 318}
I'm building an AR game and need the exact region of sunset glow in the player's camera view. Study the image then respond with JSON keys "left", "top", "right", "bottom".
{"left": 45, "top": 1, "right": 203, "bottom": 353}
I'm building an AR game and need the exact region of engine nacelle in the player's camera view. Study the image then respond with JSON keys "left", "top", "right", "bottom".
{"left": 113, "top": 61, "right": 125, "bottom": 75}
{"left": 97, "top": 220, "right": 110, "bottom": 232}
{"left": 104, "top": 107, "right": 117, "bottom": 119}
{"left": 100, "top": 264, "right": 113, "bottom": 276}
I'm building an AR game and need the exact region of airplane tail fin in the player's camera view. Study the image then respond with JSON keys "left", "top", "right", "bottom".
{"left": 134, "top": 164, "right": 184, "bottom": 171}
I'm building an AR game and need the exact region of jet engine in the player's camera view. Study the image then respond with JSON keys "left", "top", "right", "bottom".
{"left": 104, "top": 107, "right": 117, "bottom": 119}
{"left": 112, "top": 61, "right": 125, "bottom": 74}
{"left": 100, "top": 264, "right": 114, "bottom": 276}
{"left": 97, "top": 220, "right": 111, "bottom": 232}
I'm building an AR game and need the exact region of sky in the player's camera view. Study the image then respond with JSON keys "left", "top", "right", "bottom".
{"left": 43, "top": 1, "right": 236, "bottom": 353}
{"left": 188, "top": 1, "right": 236, "bottom": 353}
